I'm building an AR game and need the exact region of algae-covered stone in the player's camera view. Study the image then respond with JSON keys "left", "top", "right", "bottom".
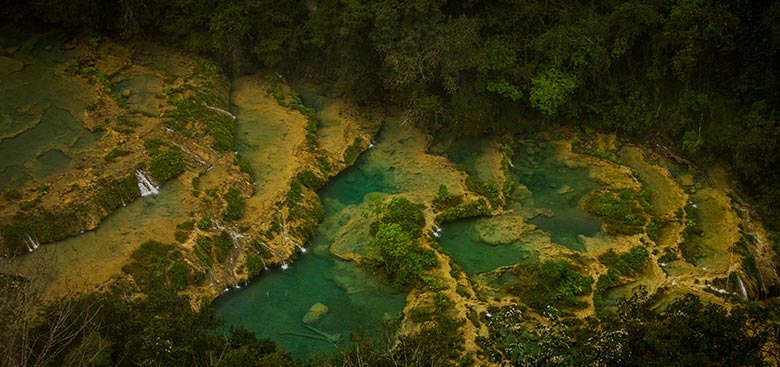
{"left": 121, "top": 88, "right": 132, "bottom": 97}
{"left": 303, "top": 303, "right": 329, "bottom": 325}
{"left": 557, "top": 185, "right": 574, "bottom": 195}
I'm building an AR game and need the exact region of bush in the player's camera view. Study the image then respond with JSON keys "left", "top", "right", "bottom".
{"left": 123, "top": 240, "right": 194, "bottom": 292}
{"left": 585, "top": 189, "right": 647, "bottom": 235}
{"left": 222, "top": 188, "right": 245, "bottom": 222}
{"left": 435, "top": 199, "right": 491, "bottom": 223}
{"left": 149, "top": 148, "right": 185, "bottom": 183}
{"left": 505, "top": 261, "right": 593, "bottom": 310}
{"left": 598, "top": 246, "right": 648, "bottom": 277}
{"left": 432, "top": 184, "right": 462, "bottom": 210}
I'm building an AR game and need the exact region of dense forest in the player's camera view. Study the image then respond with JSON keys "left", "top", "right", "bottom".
{"left": 4, "top": 0, "right": 779, "bottom": 224}
{"left": 3, "top": 0, "right": 780, "bottom": 366}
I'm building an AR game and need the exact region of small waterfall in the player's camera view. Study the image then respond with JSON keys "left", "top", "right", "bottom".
{"left": 24, "top": 233, "right": 39, "bottom": 252}
{"left": 432, "top": 225, "right": 442, "bottom": 238}
{"left": 171, "top": 142, "right": 211, "bottom": 169}
{"left": 279, "top": 212, "right": 306, "bottom": 253}
{"left": 259, "top": 239, "right": 288, "bottom": 269}
{"left": 368, "top": 141, "right": 375, "bottom": 149}
{"left": 203, "top": 103, "right": 236, "bottom": 121}
{"left": 135, "top": 169, "right": 159, "bottom": 196}
{"left": 736, "top": 274, "right": 749, "bottom": 300}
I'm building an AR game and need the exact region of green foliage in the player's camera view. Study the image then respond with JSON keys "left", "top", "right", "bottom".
{"left": 296, "top": 169, "right": 326, "bottom": 190}
{"left": 679, "top": 202, "right": 703, "bottom": 264}
{"left": 246, "top": 255, "right": 265, "bottom": 278}
{"left": 97, "top": 175, "right": 140, "bottom": 211}
{"left": 1, "top": 207, "right": 84, "bottom": 255}
{"left": 505, "top": 261, "right": 594, "bottom": 310}
{"left": 123, "top": 240, "right": 195, "bottom": 292}
{"left": 598, "top": 246, "right": 648, "bottom": 277}
{"left": 222, "top": 187, "right": 246, "bottom": 222}
{"left": 367, "top": 197, "right": 436, "bottom": 289}
{"left": 372, "top": 197, "right": 426, "bottom": 238}
{"left": 164, "top": 96, "right": 234, "bottom": 152}
{"left": 585, "top": 189, "right": 648, "bottom": 235}
{"left": 343, "top": 137, "right": 365, "bottom": 165}
{"left": 149, "top": 148, "right": 185, "bottom": 183}
{"left": 486, "top": 78, "right": 522, "bottom": 102}
{"left": 234, "top": 154, "right": 254, "bottom": 180}
{"left": 196, "top": 217, "right": 211, "bottom": 230}
{"left": 435, "top": 199, "right": 491, "bottom": 224}
{"left": 465, "top": 176, "right": 502, "bottom": 208}
{"left": 194, "top": 231, "right": 234, "bottom": 266}
{"left": 104, "top": 147, "right": 131, "bottom": 162}
{"left": 432, "top": 184, "right": 461, "bottom": 210}
{"left": 529, "top": 68, "right": 578, "bottom": 116}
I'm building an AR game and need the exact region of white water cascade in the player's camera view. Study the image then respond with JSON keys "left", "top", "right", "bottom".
{"left": 736, "top": 274, "right": 749, "bottom": 300}
{"left": 24, "top": 233, "right": 40, "bottom": 252}
{"left": 259, "top": 239, "right": 289, "bottom": 269}
{"left": 135, "top": 169, "right": 159, "bottom": 196}
{"left": 203, "top": 102, "right": 236, "bottom": 121}
{"left": 279, "top": 212, "right": 307, "bottom": 253}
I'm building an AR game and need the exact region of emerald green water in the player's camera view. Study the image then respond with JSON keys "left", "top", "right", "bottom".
{"left": 215, "top": 87, "right": 405, "bottom": 361}
{"left": 439, "top": 218, "right": 538, "bottom": 273}
{"left": 436, "top": 140, "right": 601, "bottom": 275}
{"left": 513, "top": 144, "right": 601, "bottom": 251}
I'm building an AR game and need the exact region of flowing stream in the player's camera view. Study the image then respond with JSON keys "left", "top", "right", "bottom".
{"left": 213, "top": 87, "right": 406, "bottom": 361}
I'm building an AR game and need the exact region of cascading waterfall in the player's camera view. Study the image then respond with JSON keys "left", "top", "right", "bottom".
{"left": 279, "top": 212, "right": 306, "bottom": 253}
{"left": 203, "top": 102, "right": 236, "bottom": 121}
{"left": 736, "top": 274, "right": 749, "bottom": 300}
{"left": 135, "top": 169, "right": 159, "bottom": 196}
{"left": 259, "top": 239, "right": 289, "bottom": 269}
{"left": 432, "top": 225, "right": 443, "bottom": 238}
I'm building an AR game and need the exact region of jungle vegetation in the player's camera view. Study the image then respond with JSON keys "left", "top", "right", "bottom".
{"left": 3, "top": 0, "right": 780, "bottom": 365}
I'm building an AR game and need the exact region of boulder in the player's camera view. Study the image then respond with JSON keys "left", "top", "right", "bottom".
{"left": 121, "top": 88, "right": 132, "bottom": 98}
{"left": 556, "top": 185, "right": 574, "bottom": 195}
{"left": 303, "top": 302, "right": 329, "bottom": 325}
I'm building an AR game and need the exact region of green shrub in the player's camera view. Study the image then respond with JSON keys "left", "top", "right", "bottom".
{"left": 196, "top": 217, "right": 212, "bottom": 230}
{"left": 97, "top": 175, "right": 140, "bottom": 211}
{"left": 505, "top": 261, "right": 593, "bottom": 310}
{"left": 104, "top": 147, "right": 131, "bottom": 162}
{"left": 344, "top": 137, "right": 365, "bottom": 164}
{"left": 123, "top": 240, "right": 194, "bottom": 292}
{"left": 221, "top": 188, "right": 245, "bottom": 222}
{"left": 585, "top": 189, "right": 647, "bottom": 235}
{"left": 598, "top": 246, "right": 648, "bottom": 277}
{"left": 296, "top": 169, "right": 326, "bottom": 190}
{"left": 435, "top": 199, "right": 491, "bottom": 223}
{"left": 432, "top": 184, "right": 462, "bottom": 210}
{"left": 149, "top": 148, "right": 185, "bottom": 183}
{"left": 466, "top": 176, "right": 502, "bottom": 208}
